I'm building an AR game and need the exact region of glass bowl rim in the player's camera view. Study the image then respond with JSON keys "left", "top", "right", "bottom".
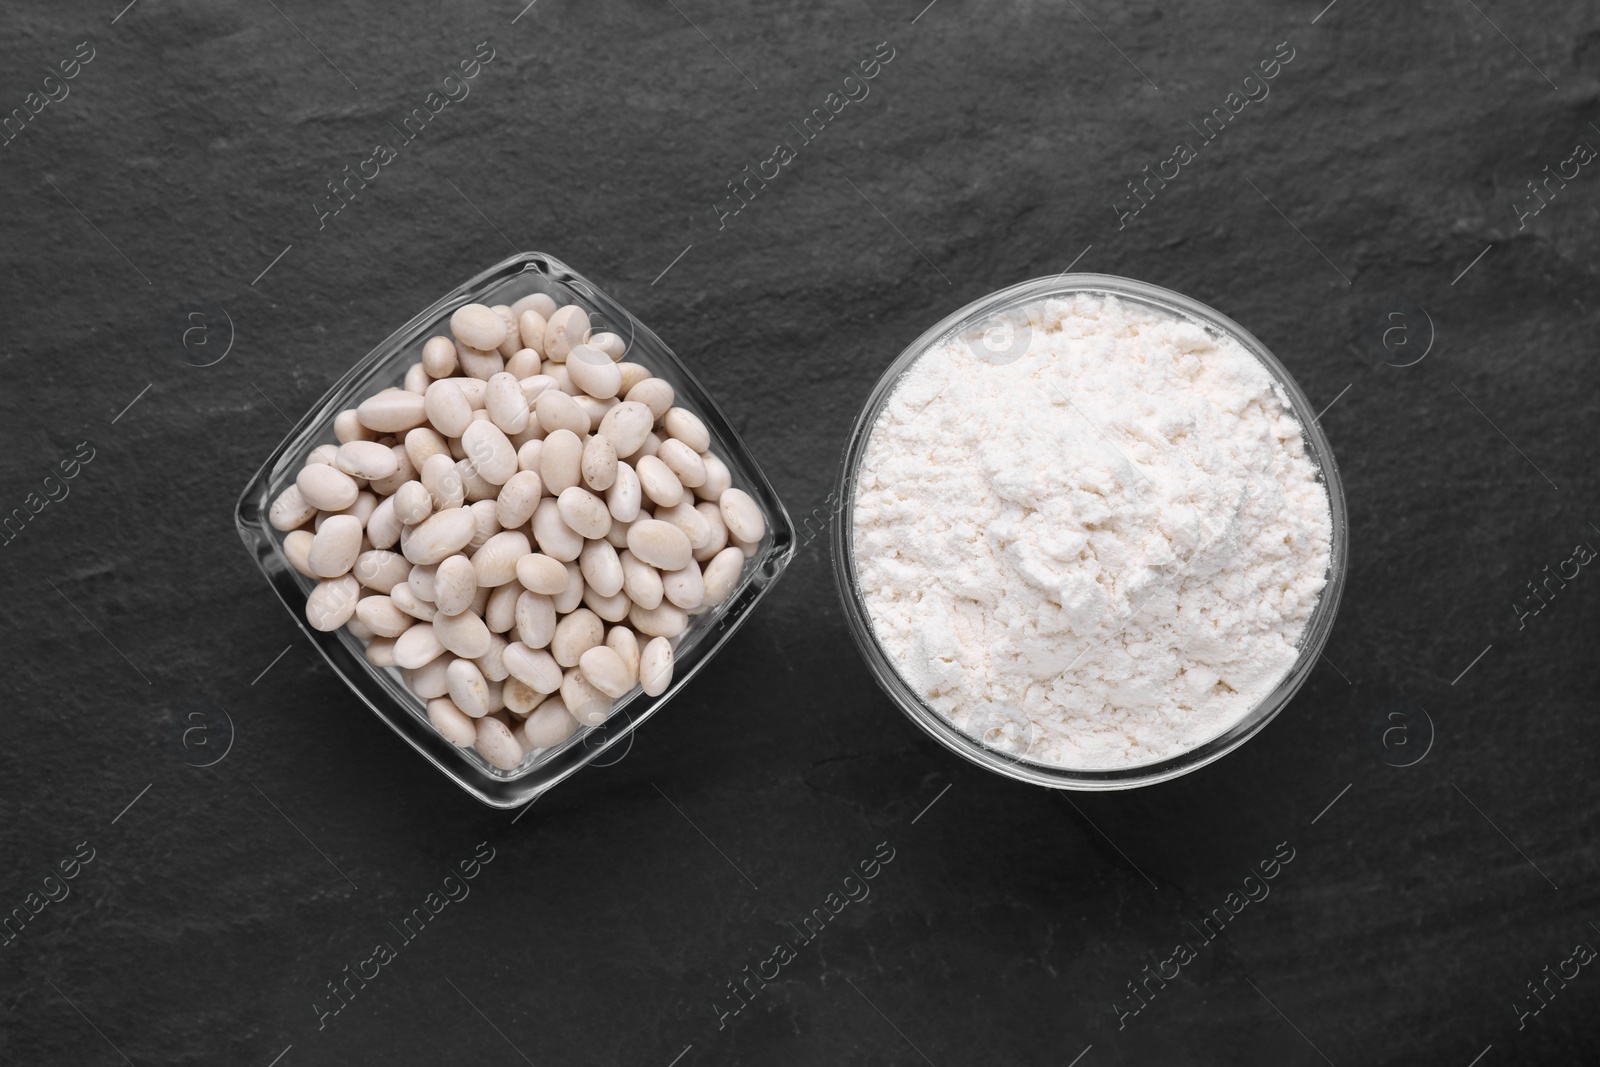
{"left": 830, "top": 271, "right": 1349, "bottom": 790}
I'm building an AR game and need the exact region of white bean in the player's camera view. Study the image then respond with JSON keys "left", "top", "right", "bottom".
{"left": 447, "top": 658, "right": 493, "bottom": 717}
{"left": 515, "top": 591, "right": 557, "bottom": 649}
{"left": 406, "top": 656, "right": 453, "bottom": 698}
{"left": 662, "top": 564, "right": 705, "bottom": 611}
{"left": 456, "top": 342, "right": 503, "bottom": 381}
{"left": 627, "top": 519, "right": 693, "bottom": 570}
{"left": 521, "top": 698, "right": 579, "bottom": 748}
{"left": 607, "top": 460, "right": 642, "bottom": 522}
{"left": 719, "top": 488, "right": 766, "bottom": 543}
{"left": 692, "top": 501, "right": 729, "bottom": 562}
{"left": 429, "top": 697, "right": 477, "bottom": 747}
{"left": 366, "top": 496, "right": 402, "bottom": 550}
{"left": 640, "top": 636, "right": 674, "bottom": 696}
{"left": 553, "top": 560, "right": 585, "bottom": 613}
{"left": 357, "top": 390, "right": 428, "bottom": 433}
{"left": 544, "top": 305, "right": 591, "bottom": 362}
{"left": 494, "top": 470, "right": 541, "bottom": 530}
{"left": 422, "top": 336, "right": 459, "bottom": 378}
{"left": 606, "top": 626, "right": 641, "bottom": 685}
{"left": 329, "top": 526, "right": 378, "bottom": 581}
{"left": 532, "top": 497, "right": 583, "bottom": 561}
{"left": 629, "top": 599, "right": 687, "bottom": 639}
{"left": 626, "top": 378, "right": 674, "bottom": 419}
{"left": 582, "top": 434, "right": 618, "bottom": 491}
{"left": 503, "top": 675, "right": 540, "bottom": 714}
{"left": 334, "top": 409, "right": 373, "bottom": 443}
{"left": 461, "top": 420, "right": 517, "bottom": 485}
{"left": 579, "top": 539, "right": 624, "bottom": 598}
{"left": 539, "top": 429, "right": 583, "bottom": 494}
{"left": 390, "top": 581, "right": 437, "bottom": 622}
{"left": 475, "top": 716, "right": 524, "bottom": 770}
{"left": 655, "top": 499, "right": 712, "bottom": 551}
{"left": 485, "top": 372, "right": 530, "bottom": 434}
{"left": 405, "top": 426, "right": 451, "bottom": 473}
{"left": 561, "top": 667, "right": 611, "bottom": 725}
{"left": 566, "top": 344, "right": 622, "bottom": 399}
{"left": 597, "top": 401, "right": 653, "bottom": 457}
{"left": 354, "top": 550, "right": 408, "bottom": 593}
{"left": 393, "top": 480, "right": 433, "bottom": 525}
{"left": 485, "top": 581, "right": 522, "bottom": 634}
{"left": 284, "top": 529, "right": 316, "bottom": 577}
{"left": 307, "top": 574, "right": 360, "bottom": 631}
{"left": 663, "top": 407, "right": 711, "bottom": 452}
{"left": 505, "top": 348, "right": 542, "bottom": 379}
{"left": 504, "top": 641, "right": 563, "bottom": 694}
{"left": 403, "top": 507, "right": 476, "bottom": 565}
{"left": 635, "top": 455, "right": 683, "bottom": 508}
{"left": 579, "top": 645, "right": 633, "bottom": 698}
{"left": 425, "top": 378, "right": 474, "bottom": 438}
{"left": 516, "top": 553, "right": 569, "bottom": 596}
{"left": 702, "top": 546, "right": 744, "bottom": 608}
{"left": 694, "top": 451, "right": 732, "bottom": 502}
{"left": 451, "top": 303, "right": 507, "bottom": 351}
{"left": 657, "top": 438, "right": 707, "bottom": 488}
{"left": 475, "top": 631, "right": 510, "bottom": 681}
{"left": 355, "top": 595, "right": 412, "bottom": 638}
{"left": 421, "top": 453, "right": 465, "bottom": 511}
{"left": 583, "top": 586, "right": 632, "bottom": 623}
{"left": 434, "top": 554, "right": 479, "bottom": 616}
{"left": 394, "top": 620, "right": 447, "bottom": 668}
{"left": 297, "top": 464, "right": 359, "bottom": 512}
{"left": 270, "top": 484, "right": 318, "bottom": 531}
{"left": 557, "top": 486, "right": 612, "bottom": 540}
{"left": 550, "top": 607, "right": 603, "bottom": 668}
{"left": 336, "top": 440, "right": 400, "bottom": 481}
{"left": 434, "top": 608, "right": 491, "bottom": 658}
{"left": 471, "top": 530, "right": 530, "bottom": 588}
{"left": 516, "top": 309, "right": 548, "bottom": 356}
{"left": 619, "top": 550, "right": 664, "bottom": 609}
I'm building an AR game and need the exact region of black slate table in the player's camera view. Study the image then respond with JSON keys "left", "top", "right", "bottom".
{"left": 3, "top": 1, "right": 1597, "bottom": 1064}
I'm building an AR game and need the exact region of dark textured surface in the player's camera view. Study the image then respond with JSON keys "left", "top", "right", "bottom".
{"left": 2, "top": 1, "right": 1597, "bottom": 1064}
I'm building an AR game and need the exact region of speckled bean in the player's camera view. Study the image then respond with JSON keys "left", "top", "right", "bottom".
{"left": 597, "top": 401, "right": 653, "bottom": 457}
{"left": 475, "top": 715, "right": 523, "bottom": 769}
{"left": 640, "top": 636, "right": 674, "bottom": 696}
{"left": 271, "top": 484, "right": 318, "bottom": 531}
{"left": 429, "top": 697, "right": 477, "bottom": 747}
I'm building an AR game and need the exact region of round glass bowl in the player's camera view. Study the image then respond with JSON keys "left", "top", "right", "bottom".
{"left": 831, "top": 273, "right": 1347, "bottom": 790}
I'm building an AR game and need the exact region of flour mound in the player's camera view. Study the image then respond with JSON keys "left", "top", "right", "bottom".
{"left": 852, "top": 292, "right": 1332, "bottom": 769}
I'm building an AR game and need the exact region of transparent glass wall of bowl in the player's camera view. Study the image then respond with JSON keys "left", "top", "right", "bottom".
{"left": 831, "top": 273, "right": 1347, "bottom": 791}
{"left": 237, "top": 252, "right": 796, "bottom": 807}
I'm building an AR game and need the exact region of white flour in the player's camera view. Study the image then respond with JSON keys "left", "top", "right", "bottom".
{"left": 852, "top": 292, "right": 1332, "bottom": 768}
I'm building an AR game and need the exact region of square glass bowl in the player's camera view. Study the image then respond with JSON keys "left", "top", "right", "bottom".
{"left": 237, "top": 252, "right": 795, "bottom": 807}
{"left": 832, "top": 273, "right": 1347, "bottom": 790}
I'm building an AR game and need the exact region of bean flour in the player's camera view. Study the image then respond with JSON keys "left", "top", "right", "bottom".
{"left": 852, "top": 291, "right": 1333, "bottom": 768}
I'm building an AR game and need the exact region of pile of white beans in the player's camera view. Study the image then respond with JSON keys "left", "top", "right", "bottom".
{"left": 267, "top": 294, "right": 766, "bottom": 771}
